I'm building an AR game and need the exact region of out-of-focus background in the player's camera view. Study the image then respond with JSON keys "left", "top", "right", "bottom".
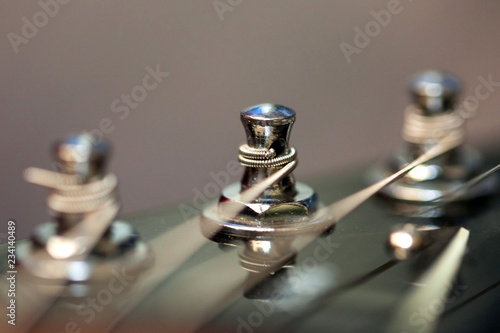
{"left": 1, "top": 1, "right": 500, "bottom": 239}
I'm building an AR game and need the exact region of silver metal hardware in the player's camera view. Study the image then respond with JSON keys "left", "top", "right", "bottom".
{"left": 17, "top": 134, "right": 150, "bottom": 288}
{"left": 202, "top": 103, "right": 323, "bottom": 240}
{"left": 239, "top": 239, "right": 294, "bottom": 274}
{"left": 367, "top": 70, "right": 497, "bottom": 213}
{"left": 409, "top": 70, "right": 460, "bottom": 115}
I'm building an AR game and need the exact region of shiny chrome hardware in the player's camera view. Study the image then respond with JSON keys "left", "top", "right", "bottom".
{"left": 202, "top": 103, "right": 323, "bottom": 240}
{"left": 367, "top": 70, "right": 497, "bottom": 215}
{"left": 17, "top": 134, "right": 150, "bottom": 287}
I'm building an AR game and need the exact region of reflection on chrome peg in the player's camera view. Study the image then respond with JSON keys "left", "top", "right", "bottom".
{"left": 202, "top": 104, "right": 322, "bottom": 240}
{"left": 240, "top": 237, "right": 337, "bottom": 304}
{"left": 368, "top": 70, "right": 497, "bottom": 213}
{"left": 239, "top": 238, "right": 295, "bottom": 274}
{"left": 18, "top": 134, "right": 150, "bottom": 289}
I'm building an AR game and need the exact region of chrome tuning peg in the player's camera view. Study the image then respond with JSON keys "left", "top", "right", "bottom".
{"left": 18, "top": 134, "right": 150, "bottom": 289}
{"left": 202, "top": 104, "right": 325, "bottom": 241}
{"left": 368, "top": 70, "right": 497, "bottom": 215}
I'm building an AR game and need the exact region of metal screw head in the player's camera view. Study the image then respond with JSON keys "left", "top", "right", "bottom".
{"left": 52, "top": 133, "right": 110, "bottom": 183}
{"left": 410, "top": 70, "right": 460, "bottom": 115}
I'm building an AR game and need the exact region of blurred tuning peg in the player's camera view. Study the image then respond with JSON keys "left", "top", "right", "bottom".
{"left": 368, "top": 70, "right": 497, "bottom": 216}
{"left": 18, "top": 133, "right": 150, "bottom": 292}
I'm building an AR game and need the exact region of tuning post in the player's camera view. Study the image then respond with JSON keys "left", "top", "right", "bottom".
{"left": 368, "top": 70, "right": 497, "bottom": 215}
{"left": 202, "top": 103, "right": 327, "bottom": 241}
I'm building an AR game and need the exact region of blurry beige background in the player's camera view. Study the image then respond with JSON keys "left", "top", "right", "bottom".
{"left": 1, "top": 1, "right": 500, "bottom": 239}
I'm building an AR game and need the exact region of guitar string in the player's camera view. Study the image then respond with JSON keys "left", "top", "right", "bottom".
{"left": 278, "top": 162, "right": 500, "bottom": 332}
{"left": 201, "top": 259, "right": 398, "bottom": 332}
{"left": 0, "top": 202, "right": 119, "bottom": 333}
{"left": 397, "top": 162, "right": 500, "bottom": 217}
{"left": 246, "top": 227, "right": 470, "bottom": 333}
{"left": 441, "top": 279, "right": 500, "bottom": 318}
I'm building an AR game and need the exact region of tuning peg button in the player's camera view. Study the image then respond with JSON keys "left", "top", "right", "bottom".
{"left": 410, "top": 70, "right": 460, "bottom": 115}
{"left": 53, "top": 133, "right": 109, "bottom": 183}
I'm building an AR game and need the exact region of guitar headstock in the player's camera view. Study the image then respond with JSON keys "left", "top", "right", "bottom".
{"left": 2, "top": 70, "right": 500, "bottom": 333}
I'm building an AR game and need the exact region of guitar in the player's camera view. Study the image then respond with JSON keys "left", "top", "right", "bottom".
{"left": 1, "top": 71, "right": 500, "bottom": 333}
